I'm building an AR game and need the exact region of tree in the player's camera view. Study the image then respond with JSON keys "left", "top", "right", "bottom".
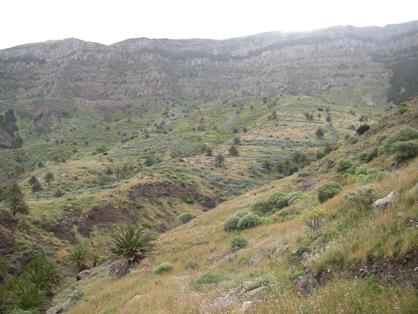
{"left": 28, "top": 176, "right": 38, "bottom": 186}
{"left": 315, "top": 127, "right": 325, "bottom": 139}
{"left": 205, "top": 146, "right": 213, "bottom": 157}
{"left": 233, "top": 137, "right": 241, "bottom": 146}
{"left": 31, "top": 181, "right": 43, "bottom": 193}
{"left": 5, "top": 183, "right": 28, "bottom": 216}
{"left": 215, "top": 153, "right": 225, "bottom": 168}
{"left": 356, "top": 124, "right": 370, "bottom": 135}
{"left": 270, "top": 111, "right": 277, "bottom": 120}
{"left": 109, "top": 225, "right": 157, "bottom": 278}
{"left": 326, "top": 115, "right": 332, "bottom": 123}
{"left": 301, "top": 208, "right": 327, "bottom": 230}
{"left": 229, "top": 145, "right": 239, "bottom": 157}
{"left": 44, "top": 172, "right": 55, "bottom": 186}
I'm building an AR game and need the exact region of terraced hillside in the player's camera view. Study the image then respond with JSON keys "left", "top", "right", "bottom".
{"left": 61, "top": 95, "right": 418, "bottom": 314}
{"left": 0, "top": 21, "right": 417, "bottom": 314}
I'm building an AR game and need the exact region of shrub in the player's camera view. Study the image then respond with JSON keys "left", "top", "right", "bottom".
{"left": 184, "top": 261, "right": 199, "bottom": 270}
{"left": 229, "top": 145, "right": 239, "bottom": 156}
{"left": 392, "top": 140, "right": 418, "bottom": 163}
{"left": 181, "top": 193, "right": 194, "bottom": 204}
{"left": 337, "top": 159, "right": 356, "bottom": 174}
{"left": 23, "top": 254, "right": 60, "bottom": 295}
{"left": 345, "top": 187, "right": 378, "bottom": 211}
{"left": 398, "top": 102, "right": 408, "bottom": 114}
{"left": 236, "top": 213, "right": 262, "bottom": 229}
{"left": 359, "top": 147, "right": 379, "bottom": 163}
{"left": 5, "top": 183, "right": 28, "bottom": 216}
{"left": 317, "top": 182, "right": 342, "bottom": 203}
{"left": 7, "top": 276, "right": 48, "bottom": 312}
{"left": 315, "top": 127, "right": 325, "bottom": 139}
{"left": 68, "top": 245, "right": 91, "bottom": 272}
{"left": 301, "top": 208, "right": 327, "bottom": 230}
{"left": 356, "top": 124, "right": 370, "bottom": 135}
{"left": 154, "top": 263, "right": 173, "bottom": 274}
{"left": 224, "top": 211, "right": 250, "bottom": 232}
{"left": 230, "top": 236, "right": 248, "bottom": 252}
{"left": 386, "top": 127, "right": 418, "bottom": 144}
{"left": 215, "top": 153, "right": 225, "bottom": 167}
{"left": 178, "top": 212, "right": 195, "bottom": 224}
{"left": 110, "top": 224, "right": 158, "bottom": 278}
{"left": 190, "top": 272, "right": 222, "bottom": 290}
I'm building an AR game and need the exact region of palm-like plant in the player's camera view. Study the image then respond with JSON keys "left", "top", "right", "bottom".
{"left": 68, "top": 245, "right": 90, "bottom": 272}
{"left": 109, "top": 224, "right": 157, "bottom": 278}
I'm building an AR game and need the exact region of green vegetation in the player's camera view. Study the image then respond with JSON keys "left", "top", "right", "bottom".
{"left": 178, "top": 212, "right": 195, "bottom": 224}
{"left": 109, "top": 225, "right": 158, "bottom": 278}
{"left": 230, "top": 236, "right": 248, "bottom": 252}
{"left": 224, "top": 210, "right": 261, "bottom": 231}
{"left": 190, "top": 272, "right": 222, "bottom": 290}
{"left": 301, "top": 208, "right": 327, "bottom": 230}
{"left": 5, "top": 183, "right": 28, "bottom": 216}
{"left": 317, "top": 182, "right": 342, "bottom": 203}
{"left": 154, "top": 263, "right": 173, "bottom": 274}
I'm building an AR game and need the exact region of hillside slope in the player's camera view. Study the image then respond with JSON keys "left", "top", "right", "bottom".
{"left": 63, "top": 99, "right": 418, "bottom": 313}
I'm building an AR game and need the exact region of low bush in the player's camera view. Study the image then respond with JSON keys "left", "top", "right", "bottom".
{"left": 337, "top": 159, "right": 356, "bottom": 174}
{"left": 392, "top": 140, "right": 418, "bottom": 163}
{"left": 184, "top": 261, "right": 199, "bottom": 270}
{"left": 230, "top": 236, "right": 248, "bottom": 252}
{"left": 178, "top": 212, "right": 195, "bottom": 224}
{"left": 301, "top": 208, "right": 327, "bottom": 230}
{"left": 356, "top": 124, "right": 370, "bottom": 135}
{"left": 345, "top": 187, "right": 378, "bottom": 211}
{"left": 154, "top": 263, "right": 173, "bottom": 274}
{"left": 236, "top": 213, "right": 262, "bottom": 230}
{"left": 190, "top": 272, "right": 222, "bottom": 290}
{"left": 181, "top": 193, "right": 194, "bottom": 204}
{"left": 359, "top": 147, "right": 379, "bottom": 163}
{"left": 317, "top": 182, "right": 342, "bottom": 203}
{"left": 224, "top": 211, "right": 250, "bottom": 231}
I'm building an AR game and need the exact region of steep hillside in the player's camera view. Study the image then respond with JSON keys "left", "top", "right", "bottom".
{"left": 0, "top": 22, "right": 417, "bottom": 314}
{"left": 54, "top": 99, "right": 418, "bottom": 313}
{"left": 1, "top": 21, "right": 418, "bottom": 108}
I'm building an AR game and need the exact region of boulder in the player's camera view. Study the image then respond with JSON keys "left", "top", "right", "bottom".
{"left": 47, "top": 290, "right": 83, "bottom": 314}
{"left": 296, "top": 274, "right": 318, "bottom": 296}
{"left": 76, "top": 269, "right": 91, "bottom": 281}
{"left": 373, "top": 191, "right": 398, "bottom": 211}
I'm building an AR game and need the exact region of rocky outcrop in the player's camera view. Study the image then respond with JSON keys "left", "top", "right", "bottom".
{"left": 46, "top": 289, "right": 83, "bottom": 314}
{"left": 1, "top": 22, "right": 418, "bottom": 107}
{"left": 373, "top": 191, "right": 398, "bottom": 211}
{"left": 128, "top": 182, "right": 218, "bottom": 209}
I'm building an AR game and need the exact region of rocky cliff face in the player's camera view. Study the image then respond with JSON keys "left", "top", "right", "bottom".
{"left": 0, "top": 21, "right": 418, "bottom": 108}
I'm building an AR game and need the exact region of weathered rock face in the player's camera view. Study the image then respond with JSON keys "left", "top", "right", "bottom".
{"left": 1, "top": 22, "right": 418, "bottom": 108}
{"left": 373, "top": 191, "right": 398, "bottom": 211}
{"left": 128, "top": 182, "right": 218, "bottom": 208}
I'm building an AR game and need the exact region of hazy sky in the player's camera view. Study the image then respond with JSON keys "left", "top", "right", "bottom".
{"left": 1, "top": 0, "right": 417, "bottom": 49}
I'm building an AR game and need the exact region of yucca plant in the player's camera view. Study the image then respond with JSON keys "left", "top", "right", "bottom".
{"left": 68, "top": 245, "right": 91, "bottom": 272}
{"left": 109, "top": 224, "right": 157, "bottom": 278}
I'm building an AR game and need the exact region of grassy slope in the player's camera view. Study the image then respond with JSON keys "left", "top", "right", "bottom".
{"left": 64, "top": 102, "right": 418, "bottom": 313}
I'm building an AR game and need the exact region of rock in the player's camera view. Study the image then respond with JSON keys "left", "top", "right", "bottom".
{"left": 46, "top": 304, "right": 65, "bottom": 314}
{"left": 47, "top": 289, "right": 83, "bottom": 314}
{"left": 76, "top": 269, "right": 91, "bottom": 281}
{"left": 125, "top": 295, "right": 143, "bottom": 307}
{"left": 245, "top": 286, "right": 266, "bottom": 299}
{"left": 373, "top": 191, "right": 398, "bottom": 211}
{"left": 409, "top": 183, "right": 418, "bottom": 194}
{"left": 296, "top": 274, "right": 319, "bottom": 296}
{"left": 239, "top": 301, "right": 257, "bottom": 314}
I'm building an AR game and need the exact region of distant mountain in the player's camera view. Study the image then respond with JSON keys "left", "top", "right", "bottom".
{"left": 1, "top": 21, "right": 418, "bottom": 109}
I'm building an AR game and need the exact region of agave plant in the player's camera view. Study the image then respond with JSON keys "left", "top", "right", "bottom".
{"left": 109, "top": 224, "right": 157, "bottom": 278}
